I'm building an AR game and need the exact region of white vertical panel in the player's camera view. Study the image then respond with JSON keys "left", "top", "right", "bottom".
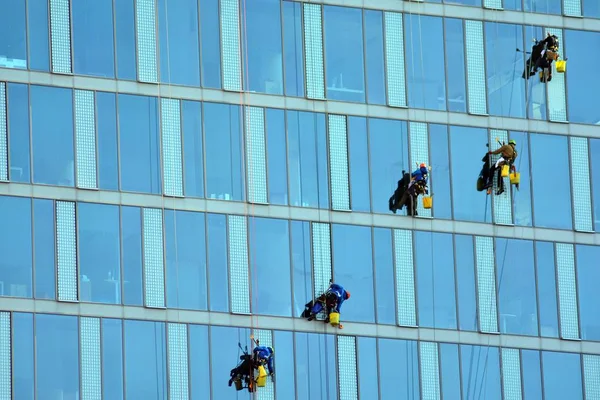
{"left": 245, "top": 106, "right": 268, "bottom": 204}
{"left": 253, "top": 329, "right": 274, "bottom": 400}
{"left": 409, "top": 122, "right": 430, "bottom": 218}
{"left": 328, "top": 115, "right": 350, "bottom": 211}
{"left": 0, "top": 312, "right": 10, "bottom": 400}
{"left": 75, "top": 89, "right": 97, "bottom": 189}
{"left": 465, "top": 20, "right": 488, "bottom": 115}
{"left": 544, "top": 28, "right": 567, "bottom": 122}
{"left": 312, "top": 222, "right": 332, "bottom": 298}
{"left": 419, "top": 342, "right": 440, "bottom": 400}
{"left": 136, "top": 0, "right": 158, "bottom": 83}
{"left": 220, "top": 0, "right": 242, "bottom": 91}
{"left": 489, "top": 130, "right": 513, "bottom": 225}
{"left": 0, "top": 82, "right": 7, "bottom": 182}
{"left": 338, "top": 336, "right": 358, "bottom": 400}
{"left": 484, "top": 0, "right": 503, "bottom": 8}
{"left": 394, "top": 229, "right": 416, "bottom": 326}
{"left": 49, "top": 0, "right": 72, "bottom": 74}
{"left": 161, "top": 98, "right": 184, "bottom": 197}
{"left": 555, "top": 243, "right": 579, "bottom": 340}
{"left": 303, "top": 3, "right": 325, "bottom": 100}
{"left": 228, "top": 215, "right": 250, "bottom": 314}
{"left": 501, "top": 348, "right": 522, "bottom": 400}
{"left": 583, "top": 354, "right": 600, "bottom": 400}
{"left": 384, "top": 12, "right": 407, "bottom": 108}
{"left": 143, "top": 208, "right": 165, "bottom": 308}
{"left": 80, "top": 317, "right": 102, "bottom": 400}
{"left": 168, "top": 323, "right": 189, "bottom": 400}
{"left": 57, "top": 201, "right": 78, "bottom": 302}
{"left": 475, "top": 236, "right": 498, "bottom": 333}
{"left": 570, "top": 137, "right": 593, "bottom": 232}
{"left": 563, "top": 0, "right": 582, "bottom": 17}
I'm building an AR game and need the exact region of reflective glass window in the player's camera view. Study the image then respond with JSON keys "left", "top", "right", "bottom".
{"left": 295, "top": 332, "right": 310, "bottom": 399}
{"left": 379, "top": 339, "right": 420, "bottom": 399}
{"left": 291, "top": 220, "right": 312, "bottom": 318}
{"left": 485, "top": 22, "right": 526, "bottom": 118}
{"left": 509, "top": 131, "right": 532, "bottom": 226}
{"left": 296, "top": 333, "right": 338, "bottom": 400}
{"left": 72, "top": 0, "right": 115, "bottom": 77}
{"left": 524, "top": 26, "right": 547, "bottom": 120}
{"left": 584, "top": 1, "right": 600, "bottom": 18}
{"left": 446, "top": 0, "right": 480, "bottom": 6}
{"left": 282, "top": 0, "right": 304, "bottom": 97}
{"left": 439, "top": 343, "right": 461, "bottom": 400}
{"left": 33, "top": 199, "right": 55, "bottom": 300}
{"left": 35, "top": 314, "right": 79, "bottom": 400}
{"left": 364, "top": 10, "right": 386, "bottom": 105}
{"left": 287, "top": 111, "right": 329, "bottom": 208}
{"left": 530, "top": 133, "right": 572, "bottom": 229}
{"left": 455, "top": 234, "right": 477, "bottom": 331}
{"left": 521, "top": 350, "right": 542, "bottom": 400}
{"left": 165, "top": 210, "right": 207, "bottom": 310}
{"left": 121, "top": 206, "right": 143, "bottom": 306}
{"left": 449, "top": 126, "right": 489, "bottom": 222}
{"left": 348, "top": 116, "right": 370, "bottom": 212}
{"left": 429, "top": 124, "right": 452, "bottom": 219}
{"left": 504, "top": 0, "right": 522, "bottom": 10}
{"left": 332, "top": 224, "right": 375, "bottom": 323}
{"left": 357, "top": 337, "right": 378, "bottom": 398}
{"left": 241, "top": 0, "right": 283, "bottom": 95}
{"left": 204, "top": 102, "right": 245, "bottom": 201}
{"left": 368, "top": 118, "right": 409, "bottom": 214}
{"left": 249, "top": 217, "right": 292, "bottom": 316}
{"left": 102, "top": 318, "right": 124, "bottom": 400}
{"left": 0, "top": 1, "right": 27, "bottom": 69}
{"left": 566, "top": 30, "right": 600, "bottom": 124}
{"left": 7, "top": 83, "right": 31, "bottom": 183}
{"left": 158, "top": 0, "right": 200, "bottom": 87}
{"left": 182, "top": 100, "right": 204, "bottom": 198}
{"left": 496, "top": 238, "right": 538, "bottom": 336}
{"left": 210, "top": 326, "right": 252, "bottom": 400}
{"left": 28, "top": 0, "right": 50, "bottom": 72}
{"left": 13, "top": 312, "right": 34, "bottom": 400}
{"left": 124, "top": 320, "right": 167, "bottom": 400}
{"left": 207, "top": 213, "right": 229, "bottom": 312}
{"left": 31, "top": 85, "right": 75, "bottom": 187}
{"left": 274, "top": 331, "right": 296, "bottom": 399}
{"left": 118, "top": 94, "right": 161, "bottom": 194}
{"left": 199, "top": 0, "right": 222, "bottom": 89}
{"left": 592, "top": 139, "right": 600, "bottom": 232}
{"left": 405, "top": 15, "right": 446, "bottom": 110}
{"left": 97, "top": 92, "right": 119, "bottom": 191}
{"left": 189, "top": 324, "right": 210, "bottom": 400}
{"left": 266, "top": 108, "right": 288, "bottom": 205}
{"left": 373, "top": 228, "right": 396, "bottom": 325}
{"left": 535, "top": 241, "right": 559, "bottom": 338}
{"left": 115, "top": 0, "right": 136, "bottom": 80}
{"left": 542, "top": 351, "right": 583, "bottom": 399}
{"left": 444, "top": 18, "right": 467, "bottom": 113}
{"left": 460, "top": 345, "right": 502, "bottom": 400}
{"left": 0, "top": 196, "right": 32, "bottom": 298}
{"left": 79, "top": 203, "right": 121, "bottom": 304}
{"left": 324, "top": 6, "right": 365, "bottom": 103}
{"left": 415, "top": 231, "right": 457, "bottom": 329}
{"left": 576, "top": 245, "right": 600, "bottom": 340}
{"left": 524, "top": 0, "right": 562, "bottom": 14}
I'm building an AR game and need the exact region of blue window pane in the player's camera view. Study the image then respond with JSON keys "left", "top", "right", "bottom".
{"left": 124, "top": 320, "right": 167, "bottom": 400}
{"left": 450, "top": 126, "right": 489, "bottom": 222}
{"left": 0, "top": 1, "right": 27, "bottom": 69}
{"left": 455, "top": 234, "right": 477, "bottom": 331}
{"left": 521, "top": 350, "right": 543, "bottom": 400}
{"left": 584, "top": 0, "right": 600, "bottom": 18}
{"left": 28, "top": 0, "right": 50, "bottom": 71}
{"left": 102, "top": 319, "right": 124, "bottom": 400}
{"left": 485, "top": 23, "right": 526, "bottom": 118}
{"left": 79, "top": 202, "right": 121, "bottom": 304}
{"left": 415, "top": 231, "right": 457, "bottom": 329}
{"left": 524, "top": 26, "right": 547, "bottom": 120}
{"left": 296, "top": 333, "right": 338, "bottom": 400}
{"left": 115, "top": 0, "right": 136, "bottom": 80}
{"left": 266, "top": 108, "right": 288, "bottom": 205}
{"left": 429, "top": 124, "right": 452, "bottom": 219}
{"left": 496, "top": 239, "right": 538, "bottom": 336}
{"left": 542, "top": 351, "right": 583, "bottom": 399}
{"left": 291, "top": 220, "right": 312, "bottom": 317}
{"left": 405, "top": 15, "right": 446, "bottom": 110}
{"left": 273, "top": 331, "right": 295, "bottom": 399}
{"left": 439, "top": 343, "right": 461, "bottom": 400}
{"left": 7, "top": 83, "right": 31, "bottom": 183}
{"left": 444, "top": 18, "right": 467, "bottom": 113}
{"left": 13, "top": 313, "right": 34, "bottom": 400}
{"left": 204, "top": 102, "right": 245, "bottom": 201}
{"left": 332, "top": 224, "right": 374, "bottom": 323}
{"left": 524, "top": 0, "right": 562, "bottom": 14}
{"left": 504, "top": 0, "right": 522, "bottom": 10}
{"left": 535, "top": 241, "right": 559, "bottom": 337}
{"left": 199, "top": 0, "right": 222, "bottom": 89}
{"left": 165, "top": 210, "right": 207, "bottom": 310}
{"left": 72, "top": 0, "right": 115, "bottom": 77}
{"left": 348, "top": 116, "right": 370, "bottom": 212}
{"left": 460, "top": 345, "right": 502, "bottom": 400}
{"left": 31, "top": 85, "right": 74, "bottom": 187}
{"left": 122, "top": 206, "right": 143, "bottom": 306}
{"left": 282, "top": 1, "right": 304, "bottom": 97}
{"left": 373, "top": 228, "right": 396, "bottom": 325}
{"left": 249, "top": 217, "right": 292, "bottom": 316}
{"left": 207, "top": 213, "right": 229, "bottom": 312}
{"left": 324, "top": 6, "right": 365, "bottom": 103}
{"left": 118, "top": 94, "right": 161, "bottom": 194}
{"left": 368, "top": 118, "right": 409, "bottom": 214}
{"left": 182, "top": 100, "right": 204, "bottom": 198}
{"left": 576, "top": 245, "right": 600, "bottom": 340}
{"left": 379, "top": 339, "right": 420, "bottom": 399}
{"left": 158, "top": 0, "right": 200, "bottom": 86}
{"left": 35, "top": 314, "right": 79, "bottom": 400}
{"left": 189, "top": 325, "right": 210, "bottom": 399}
{"left": 0, "top": 196, "right": 32, "bottom": 298}
{"left": 241, "top": 0, "right": 283, "bottom": 94}
{"left": 530, "top": 133, "right": 572, "bottom": 229}
{"left": 566, "top": 30, "right": 600, "bottom": 124}
{"left": 210, "top": 326, "right": 252, "bottom": 400}
{"left": 357, "top": 337, "right": 378, "bottom": 398}
{"left": 446, "top": 0, "right": 481, "bottom": 6}
{"left": 33, "top": 199, "right": 55, "bottom": 300}
{"left": 509, "top": 131, "right": 532, "bottom": 226}
{"left": 364, "top": 10, "right": 386, "bottom": 105}
{"left": 96, "top": 92, "right": 119, "bottom": 191}
{"left": 592, "top": 140, "right": 600, "bottom": 232}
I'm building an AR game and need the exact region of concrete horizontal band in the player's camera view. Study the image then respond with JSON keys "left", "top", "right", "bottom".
{"left": 2, "top": 69, "right": 600, "bottom": 140}
{"left": 1, "top": 297, "right": 599, "bottom": 356}
{"left": 1, "top": 183, "right": 599, "bottom": 246}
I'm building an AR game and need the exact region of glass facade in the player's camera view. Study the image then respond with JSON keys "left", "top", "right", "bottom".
{"left": 0, "top": 0, "right": 599, "bottom": 398}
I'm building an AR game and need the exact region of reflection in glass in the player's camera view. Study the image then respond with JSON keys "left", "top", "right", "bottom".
{"left": 429, "top": 124, "right": 452, "bottom": 219}
{"left": 524, "top": 0, "right": 562, "bottom": 14}
{"left": 566, "top": 30, "right": 600, "bottom": 124}
{"left": 379, "top": 339, "right": 420, "bottom": 399}
{"left": 207, "top": 213, "right": 229, "bottom": 312}
{"left": 13, "top": 313, "right": 34, "bottom": 400}
{"left": 189, "top": 325, "right": 210, "bottom": 399}
{"left": 542, "top": 351, "right": 583, "bottom": 400}
{"left": 439, "top": 343, "right": 461, "bottom": 400}
{"left": 444, "top": 18, "right": 467, "bottom": 113}
{"left": 266, "top": 108, "right": 288, "bottom": 205}
{"left": 102, "top": 318, "right": 124, "bottom": 400}
{"left": 292, "top": 221, "right": 312, "bottom": 317}
{"left": 274, "top": 331, "right": 296, "bottom": 399}
{"left": 455, "top": 234, "right": 478, "bottom": 331}
{"left": 524, "top": 26, "right": 547, "bottom": 120}
{"left": 373, "top": 228, "right": 396, "bottom": 324}
{"left": 282, "top": 0, "right": 304, "bottom": 97}
{"left": 72, "top": 0, "right": 115, "bottom": 77}
{"left": 121, "top": 206, "right": 143, "bottom": 306}
{"left": 7, "top": 83, "right": 30, "bottom": 183}
{"left": 521, "top": 350, "right": 543, "bottom": 400}
{"left": 357, "top": 337, "right": 379, "bottom": 398}
{"left": 535, "top": 241, "right": 559, "bottom": 337}
{"left": 0, "top": 1, "right": 27, "bottom": 69}
{"left": 96, "top": 92, "right": 119, "bottom": 191}
{"left": 460, "top": 345, "right": 502, "bottom": 400}
{"left": 296, "top": 333, "right": 338, "bottom": 400}
{"left": 576, "top": 245, "right": 600, "bottom": 340}
{"left": 0, "top": 196, "right": 32, "bottom": 298}
{"left": 114, "top": 0, "right": 136, "bottom": 80}
{"left": 200, "top": 0, "right": 222, "bottom": 89}
{"left": 33, "top": 199, "right": 55, "bottom": 300}
{"left": 509, "top": 131, "right": 532, "bottom": 226}
{"left": 210, "top": 326, "right": 252, "bottom": 400}
{"left": 364, "top": 10, "right": 386, "bottom": 105}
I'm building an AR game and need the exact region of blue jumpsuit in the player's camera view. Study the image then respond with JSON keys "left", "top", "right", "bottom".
{"left": 411, "top": 167, "right": 428, "bottom": 184}
{"left": 253, "top": 346, "right": 274, "bottom": 375}
{"left": 310, "top": 284, "right": 349, "bottom": 314}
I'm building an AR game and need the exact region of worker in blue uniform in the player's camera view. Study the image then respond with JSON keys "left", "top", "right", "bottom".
{"left": 253, "top": 343, "right": 275, "bottom": 378}
{"left": 308, "top": 282, "right": 351, "bottom": 321}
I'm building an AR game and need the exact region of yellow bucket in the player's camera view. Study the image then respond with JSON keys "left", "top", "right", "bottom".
{"left": 501, "top": 165, "right": 510, "bottom": 178}
{"left": 510, "top": 172, "right": 520, "bottom": 185}
{"left": 329, "top": 312, "right": 340, "bottom": 326}
{"left": 422, "top": 196, "right": 432, "bottom": 209}
{"left": 256, "top": 366, "right": 267, "bottom": 387}
{"left": 556, "top": 60, "right": 566, "bottom": 73}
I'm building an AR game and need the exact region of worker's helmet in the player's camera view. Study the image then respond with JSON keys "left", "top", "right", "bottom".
{"left": 508, "top": 139, "right": 517, "bottom": 146}
{"left": 345, "top": 291, "right": 351, "bottom": 300}
{"left": 419, "top": 163, "right": 426, "bottom": 168}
